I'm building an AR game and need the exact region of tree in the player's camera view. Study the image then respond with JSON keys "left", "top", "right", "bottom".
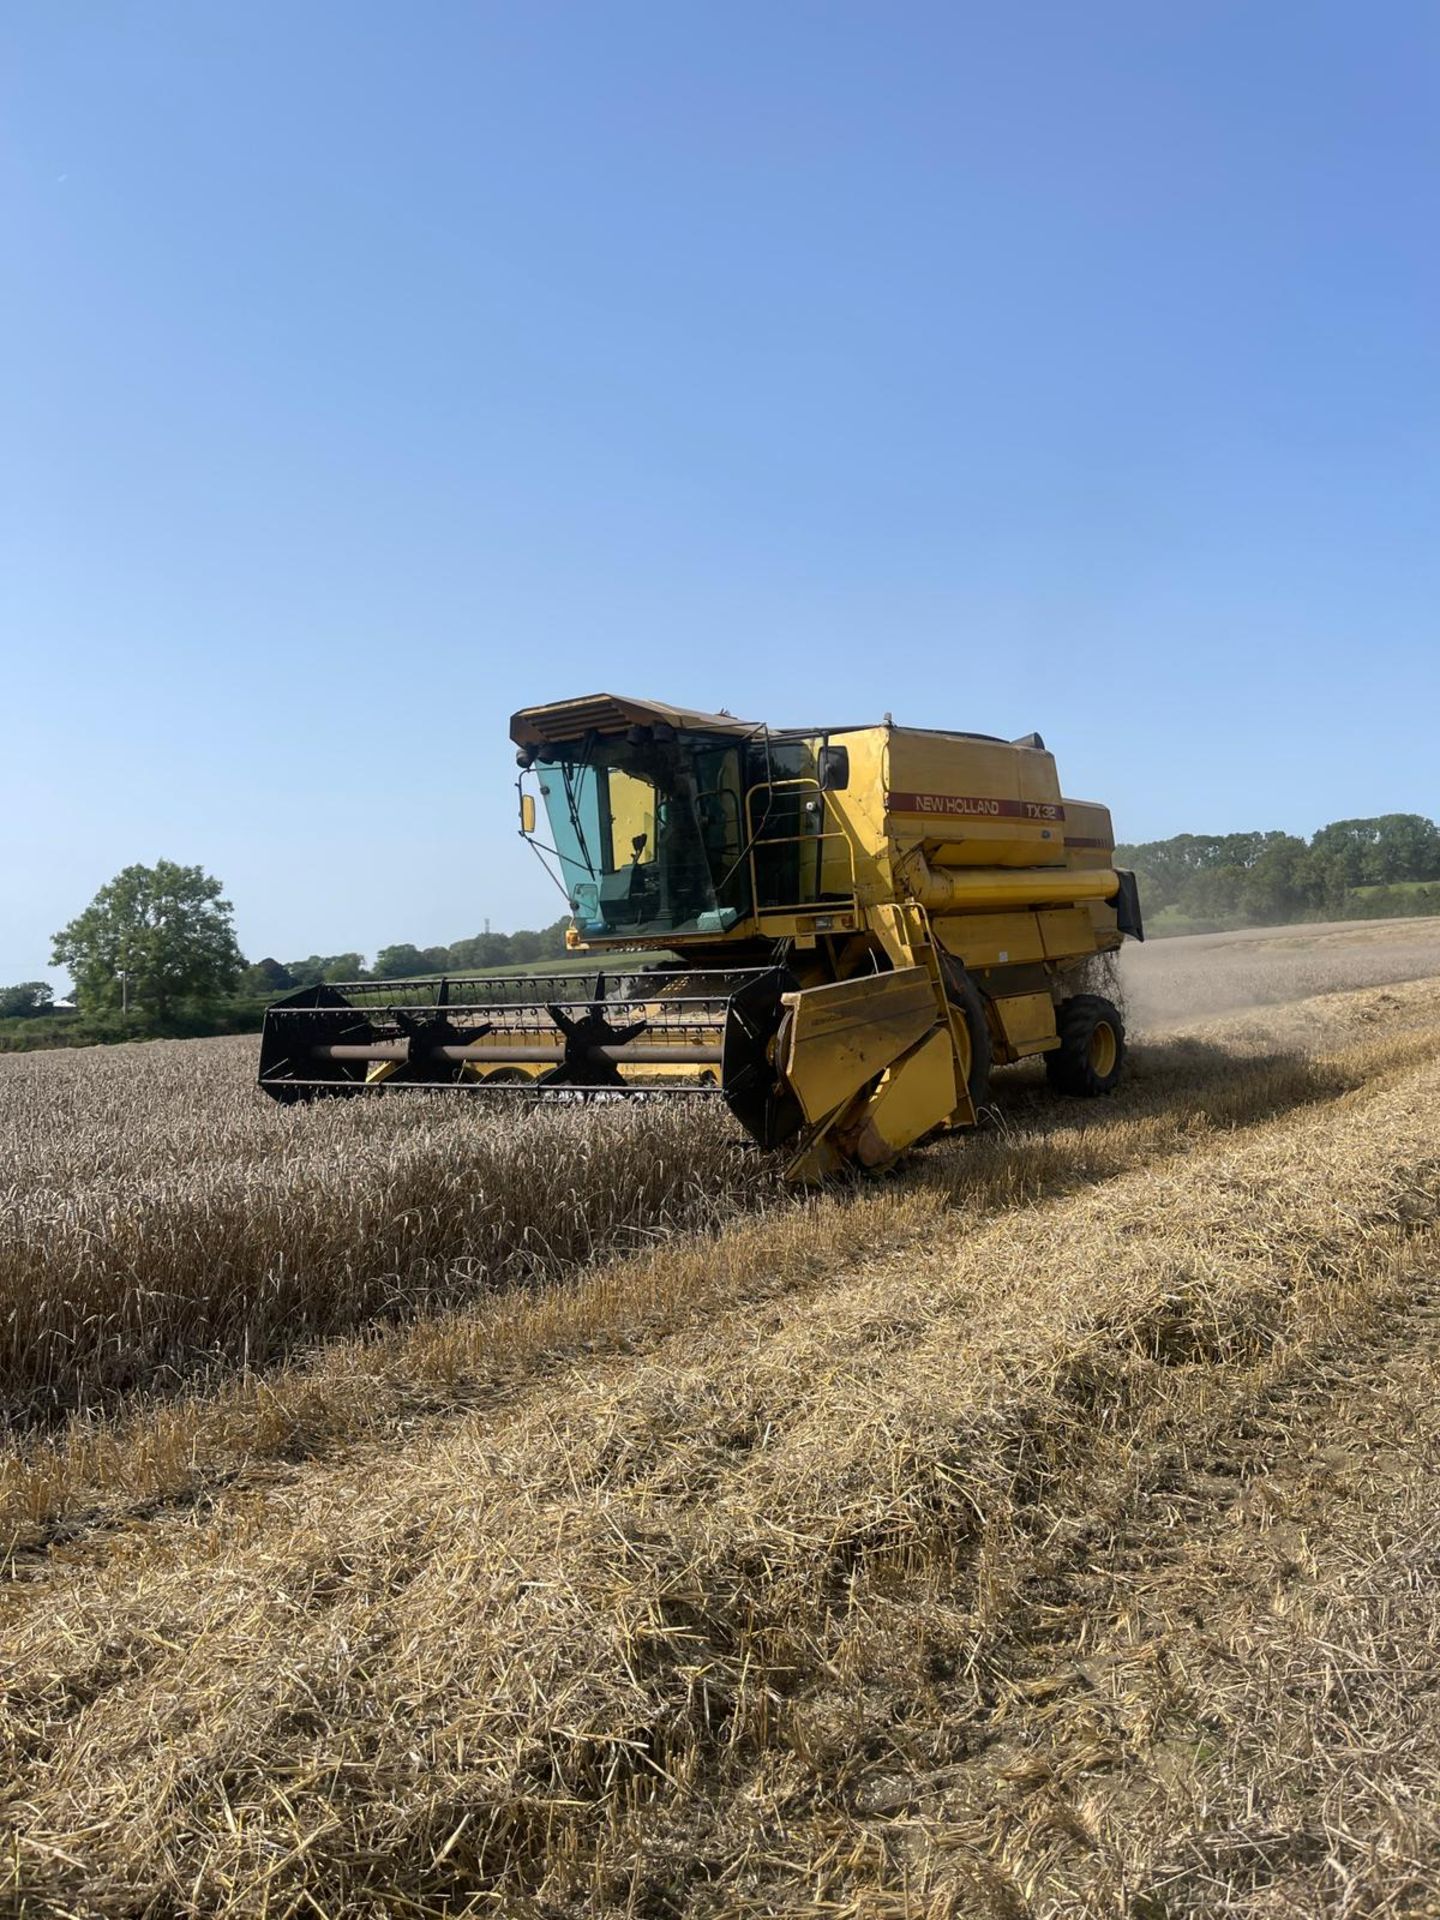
{"left": 444, "top": 919, "right": 573, "bottom": 973}
{"left": 1307, "top": 814, "right": 1440, "bottom": 890}
{"left": 1373, "top": 813, "right": 1440, "bottom": 884}
{"left": 0, "top": 981, "right": 54, "bottom": 1019}
{"left": 1116, "top": 827, "right": 1327, "bottom": 926}
{"left": 237, "top": 957, "right": 295, "bottom": 997}
{"left": 52, "top": 861, "right": 244, "bottom": 1019}
{"left": 372, "top": 943, "right": 428, "bottom": 980}
{"left": 447, "top": 932, "right": 512, "bottom": 971}
{"left": 284, "top": 953, "right": 368, "bottom": 986}
{"left": 1238, "top": 834, "right": 1311, "bottom": 923}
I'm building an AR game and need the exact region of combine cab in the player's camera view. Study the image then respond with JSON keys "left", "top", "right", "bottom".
{"left": 259, "top": 694, "right": 1142, "bottom": 1178}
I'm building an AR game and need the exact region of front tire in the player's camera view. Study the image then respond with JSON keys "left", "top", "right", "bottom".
{"left": 943, "top": 961, "right": 993, "bottom": 1112}
{"left": 1046, "top": 994, "right": 1125, "bottom": 1097}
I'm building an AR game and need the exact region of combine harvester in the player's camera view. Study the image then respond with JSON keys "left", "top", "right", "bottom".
{"left": 259, "top": 696, "right": 1143, "bottom": 1178}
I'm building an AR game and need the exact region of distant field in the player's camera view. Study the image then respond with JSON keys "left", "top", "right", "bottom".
{"left": 1121, "top": 911, "right": 1440, "bottom": 1025}
{"left": 4, "top": 915, "right": 1440, "bottom": 1917}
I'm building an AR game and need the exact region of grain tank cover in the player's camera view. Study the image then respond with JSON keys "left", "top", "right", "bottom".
{"left": 884, "top": 724, "right": 1069, "bottom": 870}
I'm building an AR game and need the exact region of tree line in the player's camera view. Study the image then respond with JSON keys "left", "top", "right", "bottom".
{"left": 5, "top": 821, "right": 1439, "bottom": 1046}
{"left": 0, "top": 860, "right": 574, "bottom": 1048}
{"left": 256, "top": 919, "right": 573, "bottom": 995}
{"left": 1116, "top": 813, "right": 1440, "bottom": 933}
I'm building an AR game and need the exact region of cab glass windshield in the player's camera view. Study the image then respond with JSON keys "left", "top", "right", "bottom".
{"left": 536, "top": 732, "right": 751, "bottom": 937}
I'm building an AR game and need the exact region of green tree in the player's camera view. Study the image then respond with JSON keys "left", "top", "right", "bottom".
{"left": 238, "top": 957, "right": 295, "bottom": 997}
{"left": 1238, "top": 834, "right": 1312, "bottom": 923}
{"left": 372, "top": 943, "right": 426, "bottom": 979}
{"left": 371, "top": 943, "right": 452, "bottom": 980}
{"left": 0, "top": 981, "right": 54, "bottom": 1018}
{"left": 1374, "top": 813, "right": 1440, "bottom": 883}
{"left": 1117, "top": 827, "right": 1326, "bottom": 927}
{"left": 52, "top": 861, "right": 244, "bottom": 1019}
{"left": 1308, "top": 814, "right": 1440, "bottom": 889}
{"left": 284, "top": 953, "right": 368, "bottom": 986}
{"left": 447, "top": 932, "right": 512, "bottom": 971}
{"left": 444, "top": 919, "right": 573, "bottom": 972}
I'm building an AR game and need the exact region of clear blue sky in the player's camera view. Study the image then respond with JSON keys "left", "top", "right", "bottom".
{"left": 4, "top": 2, "right": 1438, "bottom": 986}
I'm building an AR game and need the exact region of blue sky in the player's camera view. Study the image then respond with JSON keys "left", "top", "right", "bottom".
{"left": 4, "top": 1, "right": 1437, "bottom": 985}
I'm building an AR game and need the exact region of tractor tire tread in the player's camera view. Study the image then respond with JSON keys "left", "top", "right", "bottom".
{"left": 944, "top": 963, "right": 993, "bottom": 1113}
{"left": 1046, "top": 992, "right": 1126, "bottom": 1098}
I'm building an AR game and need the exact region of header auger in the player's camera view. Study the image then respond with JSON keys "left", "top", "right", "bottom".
{"left": 259, "top": 694, "right": 1142, "bottom": 1178}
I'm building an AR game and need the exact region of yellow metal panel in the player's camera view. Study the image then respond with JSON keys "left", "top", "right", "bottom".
{"left": 782, "top": 1023, "right": 961, "bottom": 1182}
{"left": 780, "top": 967, "right": 939, "bottom": 1126}
{"left": 850, "top": 1026, "right": 960, "bottom": 1170}
{"left": 607, "top": 769, "right": 656, "bottom": 863}
{"left": 923, "top": 825, "right": 1066, "bottom": 868}
{"left": 1087, "top": 897, "right": 1122, "bottom": 948}
{"left": 755, "top": 909, "right": 861, "bottom": 941}
{"left": 820, "top": 725, "right": 892, "bottom": 907}
{"left": 887, "top": 728, "right": 1062, "bottom": 810}
{"left": 932, "top": 911, "right": 1045, "bottom": 968}
{"left": 1038, "top": 907, "right": 1097, "bottom": 959}
{"left": 900, "top": 858, "right": 1120, "bottom": 913}
{"left": 818, "top": 798, "right": 857, "bottom": 896}
{"left": 863, "top": 901, "right": 925, "bottom": 968}
{"left": 1061, "top": 797, "right": 1115, "bottom": 868}
{"left": 886, "top": 726, "right": 1066, "bottom": 870}
{"left": 991, "top": 990, "right": 1059, "bottom": 1055}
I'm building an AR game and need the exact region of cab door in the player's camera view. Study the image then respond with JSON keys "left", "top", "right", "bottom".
{"left": 749, "top": 782, "right": 827, "bottom": 910}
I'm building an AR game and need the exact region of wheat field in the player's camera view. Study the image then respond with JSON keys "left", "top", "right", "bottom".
{"left": 3, "top": 919, "right": 1440, "bottom": 1918}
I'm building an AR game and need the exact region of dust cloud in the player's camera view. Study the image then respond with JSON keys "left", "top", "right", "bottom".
{"left": 1119, "top": 917, "right": 1440, "bottom": 1033}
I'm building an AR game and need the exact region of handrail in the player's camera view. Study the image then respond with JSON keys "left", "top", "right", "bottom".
{"left": 744, "top": 777, "right": 858, "bottom": 916}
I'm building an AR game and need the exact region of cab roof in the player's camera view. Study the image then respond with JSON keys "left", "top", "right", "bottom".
{"left": 510, "top": 693, "right": 1044, "bottom": 754}
{"left": 510, "top": 693, "right": 760, "bottom": 749}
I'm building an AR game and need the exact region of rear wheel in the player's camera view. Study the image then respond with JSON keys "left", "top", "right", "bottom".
{"left": 1046, "top": 994, "right": 1125, "bottom": 1097}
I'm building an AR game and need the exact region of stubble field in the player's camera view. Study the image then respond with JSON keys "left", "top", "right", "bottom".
{"left": 3, "top": 918, "right": 1440, "bottom": 1918}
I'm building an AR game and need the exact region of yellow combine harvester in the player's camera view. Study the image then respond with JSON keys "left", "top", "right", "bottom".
{"left": 259, "top": 694, "right": 1142, "bottom": 1178}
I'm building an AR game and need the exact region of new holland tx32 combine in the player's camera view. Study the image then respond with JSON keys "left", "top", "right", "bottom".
{"left": 259, "top": 695, "right": 1143, "bottom": 1179}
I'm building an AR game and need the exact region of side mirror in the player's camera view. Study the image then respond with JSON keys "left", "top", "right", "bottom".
{"left": 817, "top": 745, "right": 849, "bottom": 792}
{"left": 519, "top": 792, "right": 537, "bottom": 835}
